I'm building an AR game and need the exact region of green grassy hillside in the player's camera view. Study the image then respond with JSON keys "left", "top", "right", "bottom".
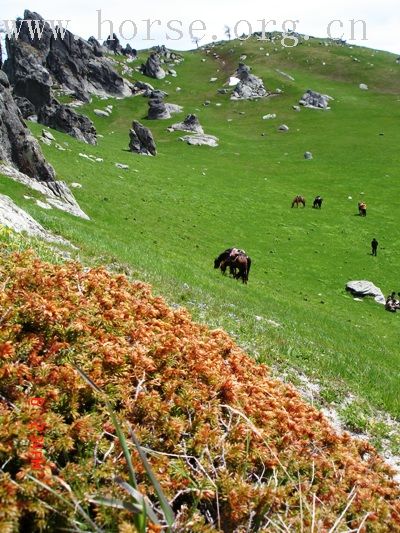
{"left": 2, "top": 35, "right": 400, "bottom": 421}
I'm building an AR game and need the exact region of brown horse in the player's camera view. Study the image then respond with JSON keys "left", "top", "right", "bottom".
{"left": 214, "top": 249, "right": 251, "bottom": 284}
{"left": 292, "top": 195, "right": 306, "bottom": 208}
{"left": 230, "top": 254, "right": 251, "bottom": 284}
{"left": 358, "top": 202, "right": 367, "bottom": 216}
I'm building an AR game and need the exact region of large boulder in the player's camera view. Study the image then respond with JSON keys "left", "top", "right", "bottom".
{"left": 345, "top": 280, "right": 385, "bottom": 305}
{"left": 140, "top": 53, "right": 166, "bottom": 79}
{"left": 129, "top": 121, "right": 157, "bottom": 156}
{"left": 147, "top": 97, "right": 182, "bottom": 120}
{"left": 231, "top": 63, "right": 268, "bottom": 100}
{"left": 169, "top": 114, "right": 204, "bottom": 134}
{"left": 299, "top": 90, "right": 331, "bottom": 109}
{"left": 38, "top": 101, "right": 97, "bottom": 145}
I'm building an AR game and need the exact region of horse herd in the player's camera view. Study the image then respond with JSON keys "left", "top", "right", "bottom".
{"left": 292, "top": 195, "right": 323, "bottom": 208}
{"left": 214, "top": 196, "right": 367, "bottom": 284}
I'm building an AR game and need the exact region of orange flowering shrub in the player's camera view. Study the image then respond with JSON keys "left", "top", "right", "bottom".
{"left": 0, "top": 249, "right": 399, "bottom": 531}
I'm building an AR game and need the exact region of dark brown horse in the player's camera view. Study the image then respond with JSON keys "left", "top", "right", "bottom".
{"left": 292, "top": 195, "right": 306, "bottom": 208}
{"left": 230, "top": 254, "right": 251, "bottom": 284}
{"left": 313, "top": 196, "right": 323, "bottom": 208}
{"left": 358, "top": 202, "right": 367, "bottom": 216}
{"left": 214, "top": 249, "right": 251, "bottom": 284}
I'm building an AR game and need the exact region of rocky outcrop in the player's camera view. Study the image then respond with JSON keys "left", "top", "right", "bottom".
{"left": 123, "top": 44, "right": 137, "bottom": 58}
{"left": 102, "top": 34, "right": 137, "bottom": 57}
{"left": 0, "top": 71, "right": 55, "bottom": 186}
{"left": 153, "top": 45, "right": 182, "bottom": 63}
{"left": 13, "top": 96, "right": 36, "bottom": 119}
{"left": 129, "top": 121, "right": 157, "bottom": 156}
{"left": 4, "top": 37, "right": 53, "bottom": 109}
{"left": 88, "top": 36, "right": 106, "bottom": 57}
{"left": 132, "top": 81, "right": 155, "bottom": 95}
{"left": 231, "top": 63, "right": 268, "bottom": 100}
{"left": 38, "top": 102, "right": 97, "bottom": 145}
{"left": 0, "top": 71, "right": 88, "bottom": 218}
{"left": 4, "top": 10, "right": 131, "bottom": 103}
{"left": 140, "top": 53, "right": 166, "bottom": 79}
{"left": 103, "top": 33, "right": 123, "bottom": 55}
{"left": 169, "top": 114, "right": 204, "bottom": 134}
{"left": 299, "top": 90, "right": 331, "bottom": 109}
{"left": 2, "top": 11, "right": 117, "bottom": 143}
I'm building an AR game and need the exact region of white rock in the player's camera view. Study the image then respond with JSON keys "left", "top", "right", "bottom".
{"left": 180, "top": 134, "right": 219, "bottom": 147}
{"left": 42, "top": 130, "right": 55, "bottom": 141}
{"left": 0, "top": 194, "right": 71, "bottom": 245}
{"left": 94, "top": 109, "right": 109, "bottom": 117}
{"left": 115, "top": 163, "right": 129, "bottom": 170}
{"left": 40, "top": 136, "right": 52, "bottom": 146}
{"left": 229, "top": 76, "right": 241, "bottom": 86}
{"left": 278, "top": 124, "right": 289, "bottom": 132}
{"left": 210, "top": 77, "right": 218, "bottom": 82}
{"left": 71, "top": 182, "right": 82, "bottom": 188}
{"left": 36, "top": 200, "right": 52, "bottom": 210}
{"left": 263, "top": 113, "right": 277, "bottom": 120}
{"left": 359, "top": 83, "right": 368, "bottom": 90}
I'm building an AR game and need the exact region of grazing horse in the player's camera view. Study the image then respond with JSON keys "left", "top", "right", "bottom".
{"left": 358, "top": 202, "right": 367, "bottom": 217}
{"left": 291, "top": 195, "right": 306, "bottom": 208}
{"left": 214, "top": 248, "right": 235, "bottom": 275}
{"left": 214, "top": 249, "right": 251, "bottom": 283}
{"left": 313, "top": 196, "right": 323, "bottom": 209}
{"left": 231, "top": 254, "right": 251, "bottom": 284}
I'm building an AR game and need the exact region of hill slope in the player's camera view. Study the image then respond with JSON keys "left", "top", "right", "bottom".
{"left": 0, "top": 246, "right": 399, "bottom": 531}
{"left": 1, "top": 36, "right": 400, "bottom": 421}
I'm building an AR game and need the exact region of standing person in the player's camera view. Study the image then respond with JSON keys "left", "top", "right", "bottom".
{"left": 371, "top": 238, "right": 378, "bottom": 256}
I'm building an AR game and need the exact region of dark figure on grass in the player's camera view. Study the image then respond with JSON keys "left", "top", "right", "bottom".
{"left": 292, "top": 195, "right": 306, "bottom": 208}
{"left": 371, "top": 238, "right": 378, "bottom": 256}
{"left": 313, "top": 196, "right": 323, "bottom": 209}
{"left": 385, "top": 292, "right": 400, "bottom": 312}
{"left": 358, "top": 202, "right": 367, "bottom": 217}
{"left": 214, "top": 248, "right": 251, "bottom": 284}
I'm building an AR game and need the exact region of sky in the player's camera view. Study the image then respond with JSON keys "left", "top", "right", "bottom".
{"left": 1, "top": 0, "right": 399, "bottom": 55}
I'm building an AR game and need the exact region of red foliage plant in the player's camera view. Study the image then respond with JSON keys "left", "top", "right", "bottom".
{"left": 0, "top": 250, "right": 399, "bottom": 531}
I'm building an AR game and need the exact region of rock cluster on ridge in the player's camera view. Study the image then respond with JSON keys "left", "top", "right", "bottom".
{"left": 299, "top": 89, "right": 332, "bottom": 109}
{"left": 140, "top": 52, "right": 166, "bottom": 80}
{"left": 231, "top": 63, "right": 268, "bottom": 100}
